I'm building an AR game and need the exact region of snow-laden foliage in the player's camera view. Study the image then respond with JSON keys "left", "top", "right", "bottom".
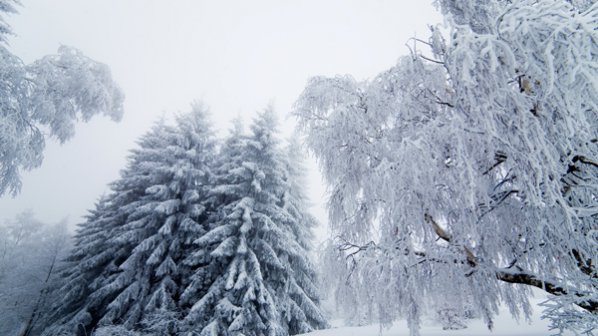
{"left": 0, "top": 8, "right": 124, "bottom": 196}
{"left": 43, "top": 107, "right": 326, "bottom": 335}
{"left": 1, "top": 3, "right": 123, "bottom": 197}
{"left": 283, "top": 136, "right": 320, "bottom": 255}
{"left": 0, "top": 0, "right": 19, "bottom": 44}
{"left": 42, "top": 105, "right": 215, "bottom": 336}
{"left": 181, "top": 110, "right": 327, "bottom": 336}
{"left": 0, "top": 211, "right": 70, "bottom": 336}
{"left": 295, "top": 0, "right": 597, "bottom": 334}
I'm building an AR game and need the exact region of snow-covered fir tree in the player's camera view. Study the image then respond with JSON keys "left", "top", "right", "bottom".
{"left": 282, "top": 136, "right": 319, "bottom": 255}
{"left": 279, "top": 136, "right": 327, "bottom": 332}
{"left": 42, "top": 105, "right": 215, "bottom": 336}
{"left": 179, "top": 118, "right": 247, "bottom": 331}
{"left": 181, "top": 109, "right": 327, "bottom": 336}
{"left": 43, "top": 195, "right": 127, "bottom": 336}
{"left": 294, "top": 0, "right": 597, "bottom": 334}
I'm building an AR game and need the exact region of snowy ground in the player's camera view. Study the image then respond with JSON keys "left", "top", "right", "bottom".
{"left": 299, "top": 297, "right": 573, "bottom": 336}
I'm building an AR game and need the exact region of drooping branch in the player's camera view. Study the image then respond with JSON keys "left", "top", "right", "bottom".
{"left": 572, "top": 155, "right": 598, "bottom": 169}
{"left": 424, "top": 214, "right": 598, "bottom": 314}
{"left": 495, "top": 270, "right": 597, "bottom": 313}
{"left": 572, "top": 249, "right": 597, "bottom": 281}
{"left": 419, "top": 54, "right": 445, "bottom": 65}
{"left": 424, "top": 213, "right": 476, "bottom": 267}
{"left": 482, "top": 150, "right": 507, "bottom": 175}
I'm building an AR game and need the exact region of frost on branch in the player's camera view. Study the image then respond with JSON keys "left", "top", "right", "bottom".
{"left": 295, "top": 1, "right": 597, "bottom": 334}
{"left": 0, "top": 44, "right": 124, "bottom": 196}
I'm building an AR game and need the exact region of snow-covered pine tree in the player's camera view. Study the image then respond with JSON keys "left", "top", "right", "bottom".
{"left": 43, "top": 105, "right": 215, "bottom": 336}
{"left": 182, "top": 109, "right": 326, "bottom": 336}
{"left": 280, "top": 135, "right": 328, "bottom": 333}
{"left": 179, "top": 118, "right": 247, "bottom": 331}
{"left": 42, "top": 190, "right": 143, "bottom": 336}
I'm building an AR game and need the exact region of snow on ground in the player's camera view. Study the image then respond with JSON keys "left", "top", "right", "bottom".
{"left": 299, "top": 296, "right": 574, "bottom": 336}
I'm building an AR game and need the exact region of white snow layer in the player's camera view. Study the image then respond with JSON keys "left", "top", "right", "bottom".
{"left": 299, "top": 297, "right": 574, "bottom": 336}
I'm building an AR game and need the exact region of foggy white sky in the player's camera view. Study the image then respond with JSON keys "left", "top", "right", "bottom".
{"left": 0, "top": 0, "right": 442, "bottom": 238}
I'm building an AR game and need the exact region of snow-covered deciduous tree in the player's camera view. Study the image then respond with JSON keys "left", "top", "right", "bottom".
{"left": 43, "top": 105, "right": 215, "bottom": 336}
{"left": 0, "top": 211, "right": 70, "bottom": 336}
{"left": 181, "top": 109, "right": 327, "bottom": 336}
{"left": 294, "top": 0, "right": 597, "bottom": 334}
{"left": 0, "top": 2, "right": 124, "bottom": 196}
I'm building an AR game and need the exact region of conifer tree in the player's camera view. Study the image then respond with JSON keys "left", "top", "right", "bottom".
{"left": 179, "top": 118, "right": 246, "bottom": 325}
{"left": 280, "top": 136, "right": 327, "bottom": 333}
{"left": 43, "top": 105, "right": 215, "bottom": 336}
{"left": 182, "top": 110, "right": 326, "bottom": 336}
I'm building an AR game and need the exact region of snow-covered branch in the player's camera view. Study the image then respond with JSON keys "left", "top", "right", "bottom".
{"left": 295, "top": 0, "right": 598, "bottom": 333}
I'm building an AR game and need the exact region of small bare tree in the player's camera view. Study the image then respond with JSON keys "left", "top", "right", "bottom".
{"left": 0, "top": 211, "right": 70, "bottom": 336}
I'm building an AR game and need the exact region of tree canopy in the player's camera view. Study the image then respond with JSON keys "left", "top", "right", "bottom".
{"left": 294, "top": 0, "right": 597, "bottom": 334}
{"left": 0, "top": 2, "right": 124, "bottom": 196}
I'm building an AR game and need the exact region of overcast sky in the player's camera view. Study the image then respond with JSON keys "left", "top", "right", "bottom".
{"left": 0, "top": 0, "right": 442, "bottom": 238}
